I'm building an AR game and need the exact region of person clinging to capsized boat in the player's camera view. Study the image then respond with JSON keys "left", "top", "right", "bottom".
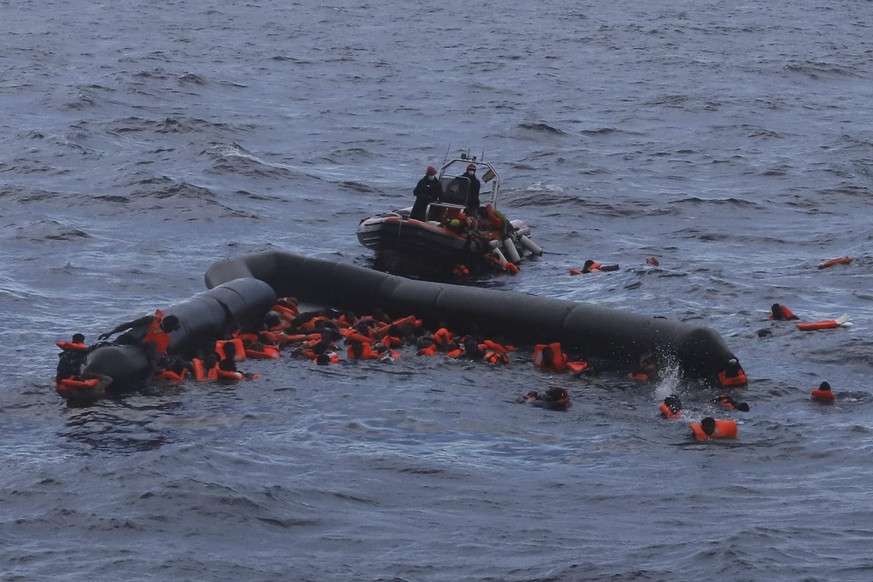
{"left": 98, "top": 309, "right": 181, "bottom": 367}
{"left": 411, "top": 165, "right": 443, "bottom": 221}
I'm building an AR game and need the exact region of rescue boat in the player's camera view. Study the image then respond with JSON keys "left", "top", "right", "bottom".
{"left": 356, "top": 154, "right": 542, "bottom": 276}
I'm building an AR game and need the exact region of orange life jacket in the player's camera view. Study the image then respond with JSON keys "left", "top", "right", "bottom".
{"left": 432, "top": 328, "right": 454, "bottom": 348}
{"left": 58, "top": 377, "right": 100, "bottom": 389}
{"left": 483, "top": 350, "right": 509, "bottom": 365}
{"left": 417, "top": 342, "right": 439, "bottom": 356}
{"left": 659, "top": 402, "right": 683, "bottom": 419}
{"left": 246, "top": 345, "right": 281, "bottom": 360}
{"left": 143, "top": 309, "right": 172, "bottom": 357}
{"left": 55, "top": 376, "right": 102, "bottom": 399}
{"left": 566, "top": 361, "right": 589, "bottom": 374}
{"left": 192, "top": 358, "right": 219, "bottom": 381}
{"left": 273, "top": 304, "right": 298, "bottom": 322}
{"left": 347, "top": 341, "right": 377, "bottom": 360}
{"left": 718, "top": 367, "right": 748, "bottom": 387}
{"left": 811, "top": 389, "right": 835, "bottom": 402}
{"left": 56, "top": 341, "right": 87, "bottom": 351}
{"left": 817, "top": 256, "right": 852, "bottom": 269}
{"left": 155, "top": 368, "right": 187, "bottom": 384}
{"left": 796, "top": 320, "right": 841, "bottom": 331}
{"left": 482, "top": 339, "right": 515, "bottom": 353}
{"left": 381, "top": 335, "right": 402, "bottom": 348}
{"left": 533, "top": 343, "right": 566, "bottom": 372}
{"left": 768, "top": 305, "right": 797, "bottom": 320}
{"left": 690, "top": 419, "right": 738, "bottom": 441}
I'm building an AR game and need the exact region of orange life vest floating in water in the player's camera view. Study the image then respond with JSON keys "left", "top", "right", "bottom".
{"left": 796, "top": 314, "right": 850, "bottom": 331}
{"left": 817, "top": 256, "right": 852, "bottom": 269}
{"left": 690, "top": 418, "right": 737, "bottom": 441}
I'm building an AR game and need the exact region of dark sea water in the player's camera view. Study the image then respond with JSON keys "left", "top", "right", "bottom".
{"left": 2, "top": 0, "right": 873, "bottom": 580}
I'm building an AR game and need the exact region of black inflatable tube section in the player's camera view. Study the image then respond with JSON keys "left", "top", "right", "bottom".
{"left": 81, "top": 278, "right": 277, "bottom": 393}
{"left": 205, "top": 251, "right": 738, "bottom": 379}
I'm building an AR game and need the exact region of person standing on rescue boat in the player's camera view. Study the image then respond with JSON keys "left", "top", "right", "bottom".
{"left": 411, "top": 165, "right": 443, "bottom": 221}
{"left": 461, "top": 163, "right": 481, "bottom": 216}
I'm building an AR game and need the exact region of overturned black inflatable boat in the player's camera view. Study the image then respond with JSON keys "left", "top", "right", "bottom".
{"left": 66, "top": 278, "right": 276, "bottom": 401}
{"left": 204, "top": 250, "right": 741, "bottom": 381}
{"left": 61, "top": 250, "right": 743, "bottom": 404}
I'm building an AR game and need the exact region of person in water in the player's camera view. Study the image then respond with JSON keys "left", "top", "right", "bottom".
{"left": 56, "top": 333, "right": 89, "bottom": 381}
{"left": 811, "top": 381, "right": 835, "bottom": 402}
{"left": 411, "top": 165, "right": 443, "bottom": 221}
{"left": 516, "top": 386, "right": 572, "bottom": 411}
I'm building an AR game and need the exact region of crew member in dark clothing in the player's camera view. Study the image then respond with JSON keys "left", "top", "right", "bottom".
{"left": 461, "top": 163, "right": 481, "bottom": 215}
{"left": 411, "top": 165, "right": 443, "bottom": 221}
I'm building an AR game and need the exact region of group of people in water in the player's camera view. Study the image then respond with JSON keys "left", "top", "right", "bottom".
{"left": 54, "top": 278, "right": 844, "bottom": 441}
{"left": 650, "top": 298, "right": 846, "bottom": 441}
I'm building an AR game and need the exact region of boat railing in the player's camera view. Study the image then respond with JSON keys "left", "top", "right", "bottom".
{"left": 437, "top": 156, "right": 500, "bottom": 209}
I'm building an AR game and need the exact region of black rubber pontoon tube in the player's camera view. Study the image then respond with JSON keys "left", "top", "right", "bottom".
{"left": 205, "top": 251, "right": 739, "bottom": 380}
{"left": 82, "top": 277, "right": 277, "bottom": 392}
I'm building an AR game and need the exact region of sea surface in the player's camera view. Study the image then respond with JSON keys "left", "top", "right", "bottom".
{"left": 2, "top": 0, "right": 872, "bottom": 580}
